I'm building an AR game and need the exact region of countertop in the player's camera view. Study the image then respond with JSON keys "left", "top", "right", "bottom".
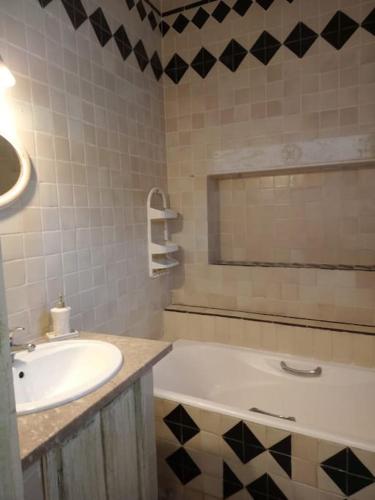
{"left": 17, "top": 332, "right": 172, "bottom": 469}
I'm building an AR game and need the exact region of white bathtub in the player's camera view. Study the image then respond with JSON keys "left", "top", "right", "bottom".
{"left": 154, "top": 340, "right": 375, "bottom": 452}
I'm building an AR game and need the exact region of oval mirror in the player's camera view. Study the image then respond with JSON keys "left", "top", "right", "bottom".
{"left": 0, "top": 134, "right": 31, "bottom": 209}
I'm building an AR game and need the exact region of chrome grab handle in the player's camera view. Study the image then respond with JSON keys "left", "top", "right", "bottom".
{"left": 280, "top": 360, "right": 322, "bottom": 377}
{"left": 249, "top": 407, "right": 296, "bottom": 422}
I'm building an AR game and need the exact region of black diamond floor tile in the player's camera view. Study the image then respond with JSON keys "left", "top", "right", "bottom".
{"left": 133, "top": 40, "right": 149, "bottom": 71}
{"left": 61, "top": 0, "right": 87, "bottom": 30}
{"left": 173, "top": 14, "right": 189, "bottom": 33}
{"left": 136, "top": 0, "right": 147, "bottom": 20}
{"left": 114, "top": 26, "right": 132, "bottom": 61}
{"left": 89, "top": 8, "right": 112, "bottom": 47}
{"left": 223, "top": 462, "right": 243, "bottom": 499}
{"left": 164, "top": 54, "right": 189, "bottom": 83}
{"left": 321, "top": 10, "right": 359, "bottom": 49}
{"left": 192, "top": 7, "right": 209, "bottom": 29}
{"left": 256, "top": 0, "right": 274, "bottom": 10}
{"left": 38, "top": 0, "right": 53, "bottom": 6}
{"left": 191, "top": 48, "right": 217, "bottom": 78}
{"left": 250, "top": 30, "right": 281, "bottom": 64}
{"left": 362, "top": 7, "right": 375, "bottom": 35}
{"left": 150, "top": 51, "right": 163, "bottom": 80}
{"left": 284, "top": 22, "right": 318, "bottom": 58}
{"left": 212, "top": 1, "right": 231, "bottom": 23}
{"left": 219, "top": 39, "right": 248, "bottom": 72}
{"left": 166, "top": 447, "right": 201, "bottom": 485}
{"left": 233, "top": 0, "right": 253, "bottom": 17}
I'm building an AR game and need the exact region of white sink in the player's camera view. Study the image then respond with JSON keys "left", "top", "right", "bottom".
{"left": 13, "top": 339, "right": 123, "bottom": 415}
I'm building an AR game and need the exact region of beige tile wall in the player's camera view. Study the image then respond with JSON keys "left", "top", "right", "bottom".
{"left": 162, "top": 0, "right": 375, "bottom": 325}
{"left": 0, "top": 0, "right": 170, "bottom": 340}
{"left": 213, "top": 166, "right": 375, "bottom": 266}
{"left": 163, "top": 309, "right": 375, "bottom": 368}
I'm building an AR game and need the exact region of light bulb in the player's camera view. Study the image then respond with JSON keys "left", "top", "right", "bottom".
{"left": 0, "top": 61, "right": 16, "bottom": 88}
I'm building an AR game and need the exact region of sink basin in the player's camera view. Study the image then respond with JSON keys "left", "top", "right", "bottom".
{"left": 13, "top": 339, "right": 123, "bottom": 415}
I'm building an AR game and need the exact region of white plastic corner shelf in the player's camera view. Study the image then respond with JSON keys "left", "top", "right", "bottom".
{"left": 147, "top": 187, "right": 179, "bottom": 278}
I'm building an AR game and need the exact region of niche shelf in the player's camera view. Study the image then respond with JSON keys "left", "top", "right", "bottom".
{"left": 147, "top": 187, "right": 179, "bottom": 278}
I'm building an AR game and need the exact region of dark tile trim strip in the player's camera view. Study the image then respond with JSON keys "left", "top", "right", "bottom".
{"left": 215, "top": 260, "right": 375, "bottom": 272}
{"left": 165, "top": 306, "right": 375, "bottom": 336}
{"left": 170, "top": 303, "right": 375, "bottom": 329}
{"left": 163, "top": 0, "right": 216, "bottom": 17}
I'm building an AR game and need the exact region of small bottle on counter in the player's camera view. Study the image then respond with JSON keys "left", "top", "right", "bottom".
{"left": 51, "top": 295, "right": 71, "bottom": 336}
{"left": 47, "top": 295, "right": 78, "bottom": 341}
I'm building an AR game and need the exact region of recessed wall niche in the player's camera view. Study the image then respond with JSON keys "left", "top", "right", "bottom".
{"left": 207, "top": 165, "right": 375, "bottom": 271}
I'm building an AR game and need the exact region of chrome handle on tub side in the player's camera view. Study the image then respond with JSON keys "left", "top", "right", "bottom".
{"left": 249, "top": 407, "right": 296, "bottom": 422}
{"left": 280, "top": 360, "right": 322, "bottom": 377}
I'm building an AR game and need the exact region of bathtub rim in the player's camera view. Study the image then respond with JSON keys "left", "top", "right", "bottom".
{"left": 154, "top": 339, "right": 375, "bottom": 453}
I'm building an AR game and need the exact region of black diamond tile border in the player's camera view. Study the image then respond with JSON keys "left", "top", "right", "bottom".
{"left": 38, "top": 1, "right": 375, "bottom": 85}
{"left": 163, "top": 404, "right": 200, "bottom": 444}
{"left": 89, "top": 8, "right": 112, "bottom": 47}
{"left": 114, "top": 26, "right": 132, "bottom": 61}
{"left": 61, "top": 0, "right": 87, "bottom": 30}
{"left": 256, "top": 0, "right": 274, "bottom": 10}
{"left": 38, "top": 0, "right": 53, "bottom": 6}
{"left": 166, "top": 447, "right": 201, "bottom": 485}
{"left": 284, "top": 22, "right": 318, "bottom": 58}
{"left": 191, "top": 48, "right": 217, "bottom": 78}
{"left": 250, "top": 30, "right": 281, "bottom": 65}
{"left": 233, "top": 0, "right": 252, "bottom": 17}
{"left": 212, "top": 1, "right": 231, "bottom": 23}
{"left": 126, "top": 0, "right": 135, "bottom": 10}
{"left": 133, "top": 40, "right": 149, "bottom": 71}
{"left": 173, "top": 13, "right": 189, "bottom": 33}
{"left": 150, "top": 51, "right": 163, "bottom": 80}
{"left": 159, "top": 20, "right": 170, "bottom": 36}
{"left": 136, "top": 0, "right": 147, "bottom": 21}
{"left": 321, "top": 10, "right": 359, "bottom": 50}
{"left": 219, "top": 39, "right": 248, "bottom": 72}
{"left": 148, "top": 11, "right": 157, "bottom": 30}
{"left": 192, "top": 8, "right": 210, "bottom": 29}
{"left": 164, "top": 54, "right": 189, "bottom": 83}
{"left": 321, "top": 447, "right": 375, "bottom": 496}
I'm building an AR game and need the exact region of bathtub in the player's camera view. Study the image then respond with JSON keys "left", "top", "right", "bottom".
{"left": 154, "top": 340, "right": 375, "bottom": 499}
{"left": 154, "top": 339, "right": 375, "bottom": 452}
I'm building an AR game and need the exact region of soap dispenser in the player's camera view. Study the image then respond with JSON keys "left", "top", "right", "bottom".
{"left": 47, "top": 294, "right": 78, "bottom": 341}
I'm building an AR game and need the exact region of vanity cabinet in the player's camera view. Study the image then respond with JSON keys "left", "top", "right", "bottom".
{"left": 22, "top": 372, "right": 157, "bottom": 500}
